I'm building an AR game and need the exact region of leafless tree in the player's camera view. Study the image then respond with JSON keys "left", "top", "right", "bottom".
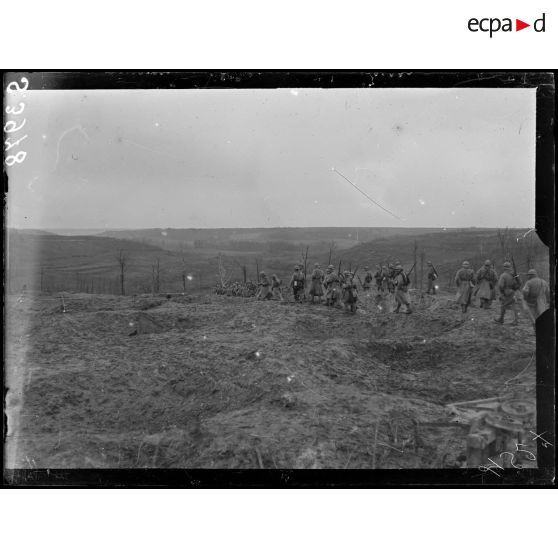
{"left": 413, "top": 240, "right": 418, "bottom": 288}
{"left": 116, "top": 249, "right": 128, "bottom": 295}
{"left": 181, "top": 257, "right": 187, "bottom": 293}
{"left": 328, "top": 241, "right": 337, "bottom": 266}
{"left": 420, "top": 251, "right": 425, "bottom": 291}
{"left": 496, "top": 228, "right": 513, "bottom": 262}
{"left": 151, "top": 258, "right": 160, "bottom": 294}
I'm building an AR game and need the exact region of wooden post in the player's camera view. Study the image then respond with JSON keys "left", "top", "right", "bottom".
{"left": 413, "top": 240, "right": 418, "bottom": 289}
{"left": 420, "top": 251, "right": 425, "bottom": 291}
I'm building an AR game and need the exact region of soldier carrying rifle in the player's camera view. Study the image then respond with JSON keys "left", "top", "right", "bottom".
{"left": 426, "top": 261, "right": 438, "bottom": 295}
{"left": 494, "top": 261, "right": 520, "bottom": 325}
{"left": 455, "top": 261, "right": 475, "bottom": 313}
{"left": 393, "top": 264, "right": 413, "bottom": 314}
{"left": 475, "top": 260, "right": 497, "bottom": 309}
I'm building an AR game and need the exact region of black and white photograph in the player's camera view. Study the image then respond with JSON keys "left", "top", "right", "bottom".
{"left": 3, "top": 72, "right": 555, "bottom": 485}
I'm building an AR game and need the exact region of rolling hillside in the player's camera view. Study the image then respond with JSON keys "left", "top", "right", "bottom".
{"left": 7, "top": 227, "right": 549, "bottom": 296}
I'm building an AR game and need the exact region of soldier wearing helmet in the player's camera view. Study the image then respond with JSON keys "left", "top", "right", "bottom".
{"left": 308, "top": 263, "right": 325, "bottom": 304}
{"left": 494, "top": 262, "right": 520, "bottom": 325}
{"left": 290, "top": 265, "right": 305, "bottom": 302}
{"left": 256, "top": 271, "right": 272, "bottom": 300}
{"left": 455, "top": 260, "right": 476, "bottom": 313}
{"left": 342, "top": 270, "right": 358, "bottom": 312}
{"left": 393, "top": 264, "right": 412, "bottom": 314}
{"left": 362, "top": 266, "right": 373, "bottom": 292}
{"left": 475, "top": 259, "right": 498, "bottom": 309}
{"left": 324, "top": 264, "right": 342, "bottom": 308}
{"left": 426, "top": 261, "right": 438, "bottom": 295}
{"left": 521, "top": 268, "right": 550, "bottom": 329}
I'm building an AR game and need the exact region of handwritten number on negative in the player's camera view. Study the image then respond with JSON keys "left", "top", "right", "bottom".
{"left": 4, "top": 119, "right": 26, "bottom": 133}
{"left": 6, "top": 103, "right": 25, "bottom": 115}
{"left": 6, "top": 77, "right": 29, "bottom": 92}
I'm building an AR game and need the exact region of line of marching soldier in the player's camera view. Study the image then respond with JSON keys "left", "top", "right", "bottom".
{"left": 256, "top": 263, "right": 360, "bottom": 312}
{"left": 255, "top": 258, "right": 549, "bottom": 327}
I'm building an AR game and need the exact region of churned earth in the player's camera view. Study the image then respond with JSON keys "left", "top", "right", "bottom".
{"left": 5, "top": 289, "right": 536, "bottom": 469}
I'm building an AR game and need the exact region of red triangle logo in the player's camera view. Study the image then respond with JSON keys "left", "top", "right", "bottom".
{"left": 516, "top": 19, "right": 530, "bottom": 31}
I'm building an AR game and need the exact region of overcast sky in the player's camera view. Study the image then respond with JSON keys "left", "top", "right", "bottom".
{"left": 7, "top": 87, "right": 536, "bottom": 230}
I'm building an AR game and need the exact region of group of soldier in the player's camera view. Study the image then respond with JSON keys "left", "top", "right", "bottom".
{"left": 453, "top": 259, "right": 549, "bottom": 327}
{"left": 255, "top": 261, "right": 415, "bottom": 314}
{"left": 253, "top": 258, "right": 550, "bottom": 327}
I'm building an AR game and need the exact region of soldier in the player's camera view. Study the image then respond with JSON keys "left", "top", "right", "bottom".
{"left": 290, "top": 265, "right": 305, "bottom": 302}
{"left": 324, "top": 264, "right": 342, "bottom": 308}
{"left": 256, "top": 271, "right": 272, "bottom": 300}
{"left": 386, "top": 263, "right": 396, "bottom": 294}
{"left": 362, "top": 266, "right": 374, "bottom": 292}
{"left": 308, "top": 263, "right": 325, "bottom": 304}
{"left": 426, "top": 261, "right": 438, "bottom": 295}
{"left": 342, "top": 271, "right": 358, "bottom": 312}
{"left": 455, "top": 261, "right": 475, "bottom": 313}
{"left": 392, "top": 264, "right": 412, "bottom": 314}
{"left": 494, "top": 262, "right": 520, "bottom": 325}
{"left": 521, "top": 269, "right": 549, "bottom": 327}
{"left": 373, "top": 265, "right": 384, "bottom": 291}
{"left": 475, "top": 260, "right": 498, "bottom": 309}
{"left": 271, "top": 274, "right": 284, "bottom": 301}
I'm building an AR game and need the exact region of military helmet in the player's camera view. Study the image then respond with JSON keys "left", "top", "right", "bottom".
{"left": 294, "top": 265, "right": 299, "bottom": 270}
{"left": 484, "top": 260, "right": 491, "bottom": 266}
{"left": 364, "top": 266, "right": 369, "bottom": 271}
{"left": 503, "top": 262, "right": 512, "bottom": 269}
{"left": 427, "top": 261, "right": 432, "bottom": 265}
{"left": 462, "top": 261, "right": 470, "bottom": 268}
{"left": 527, "top": 269, "right": 537, "bottom": 276}
{"left": 395, "top": 264, "right": 403, "bottom": 270}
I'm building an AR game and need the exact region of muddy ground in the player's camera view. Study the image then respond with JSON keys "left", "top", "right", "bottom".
{"left": 5, "top": 289, "right": 537, "bottom": 469}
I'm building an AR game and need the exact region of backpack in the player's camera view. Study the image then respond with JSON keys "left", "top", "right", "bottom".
{"left": 401, "top": 272, "right": 410, "bottom": 287}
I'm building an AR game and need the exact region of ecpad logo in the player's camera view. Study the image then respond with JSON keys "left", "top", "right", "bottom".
{"left": 468, "top": 13, "right": 546, "bottom": 37}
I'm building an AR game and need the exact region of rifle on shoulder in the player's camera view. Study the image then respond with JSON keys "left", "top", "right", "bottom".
{"left": 511, "top": 255, "right": 521, "bottom": 289}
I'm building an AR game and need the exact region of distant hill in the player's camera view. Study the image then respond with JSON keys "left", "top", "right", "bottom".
{"left": 6, "top": 227, "right": 548, "bottom": 295}
{"left": 98, "top": 226, "right": 463, "bottom": 252}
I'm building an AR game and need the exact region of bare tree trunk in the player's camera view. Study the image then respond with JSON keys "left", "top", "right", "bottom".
{"left": 420, "top": 251, "right": 425, "bottom": 291}
{"left": 413, "top": 240, "right": 418, "bottom": 289}
{"left": 116, "top": 249, "right": 128, "bottom": 296}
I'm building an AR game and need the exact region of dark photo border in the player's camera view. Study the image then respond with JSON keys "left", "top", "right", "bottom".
{"left": 3, "top": 70, "right": 555, "bottom": 487}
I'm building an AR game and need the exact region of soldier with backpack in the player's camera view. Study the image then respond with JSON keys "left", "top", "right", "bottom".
{"left": 308, "top": 263, "right": 325, "bottom": 304}
{"left": 342, "top": 270, "right": 359, "bottom": 313}
{"left": 373, "top": 265, "right": 384, "bottom": 291}
{"left": 455, "top": 261, "right": 476, "bottom": 313}
{"left": 426, "top": 261, "right": 438, "bottom": 295}
{"left": 290, "top": 265, "right": 305, "bottom": 302}
{"left": 393, "top": 264, "right": 412, "bottom": 314}
{"left": 475, "top": 260, "right": 498, "bottom": 309}
{"left": 362, "top": 266, "right": 374, "bottom": 292}
{"left": 271, "top": 274, "right": 284, "bottom": 301}
{"left": 494, "top": 261, "right": 520, "bottom": 325}
{"left": 324, "top": 264, "right": 342, "bottom": 308}
{"left": 521, "top": 268, "right": 550, "bottom": 328}
{"left": 256, "top": 271, "right": 272, "bottom": 301}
